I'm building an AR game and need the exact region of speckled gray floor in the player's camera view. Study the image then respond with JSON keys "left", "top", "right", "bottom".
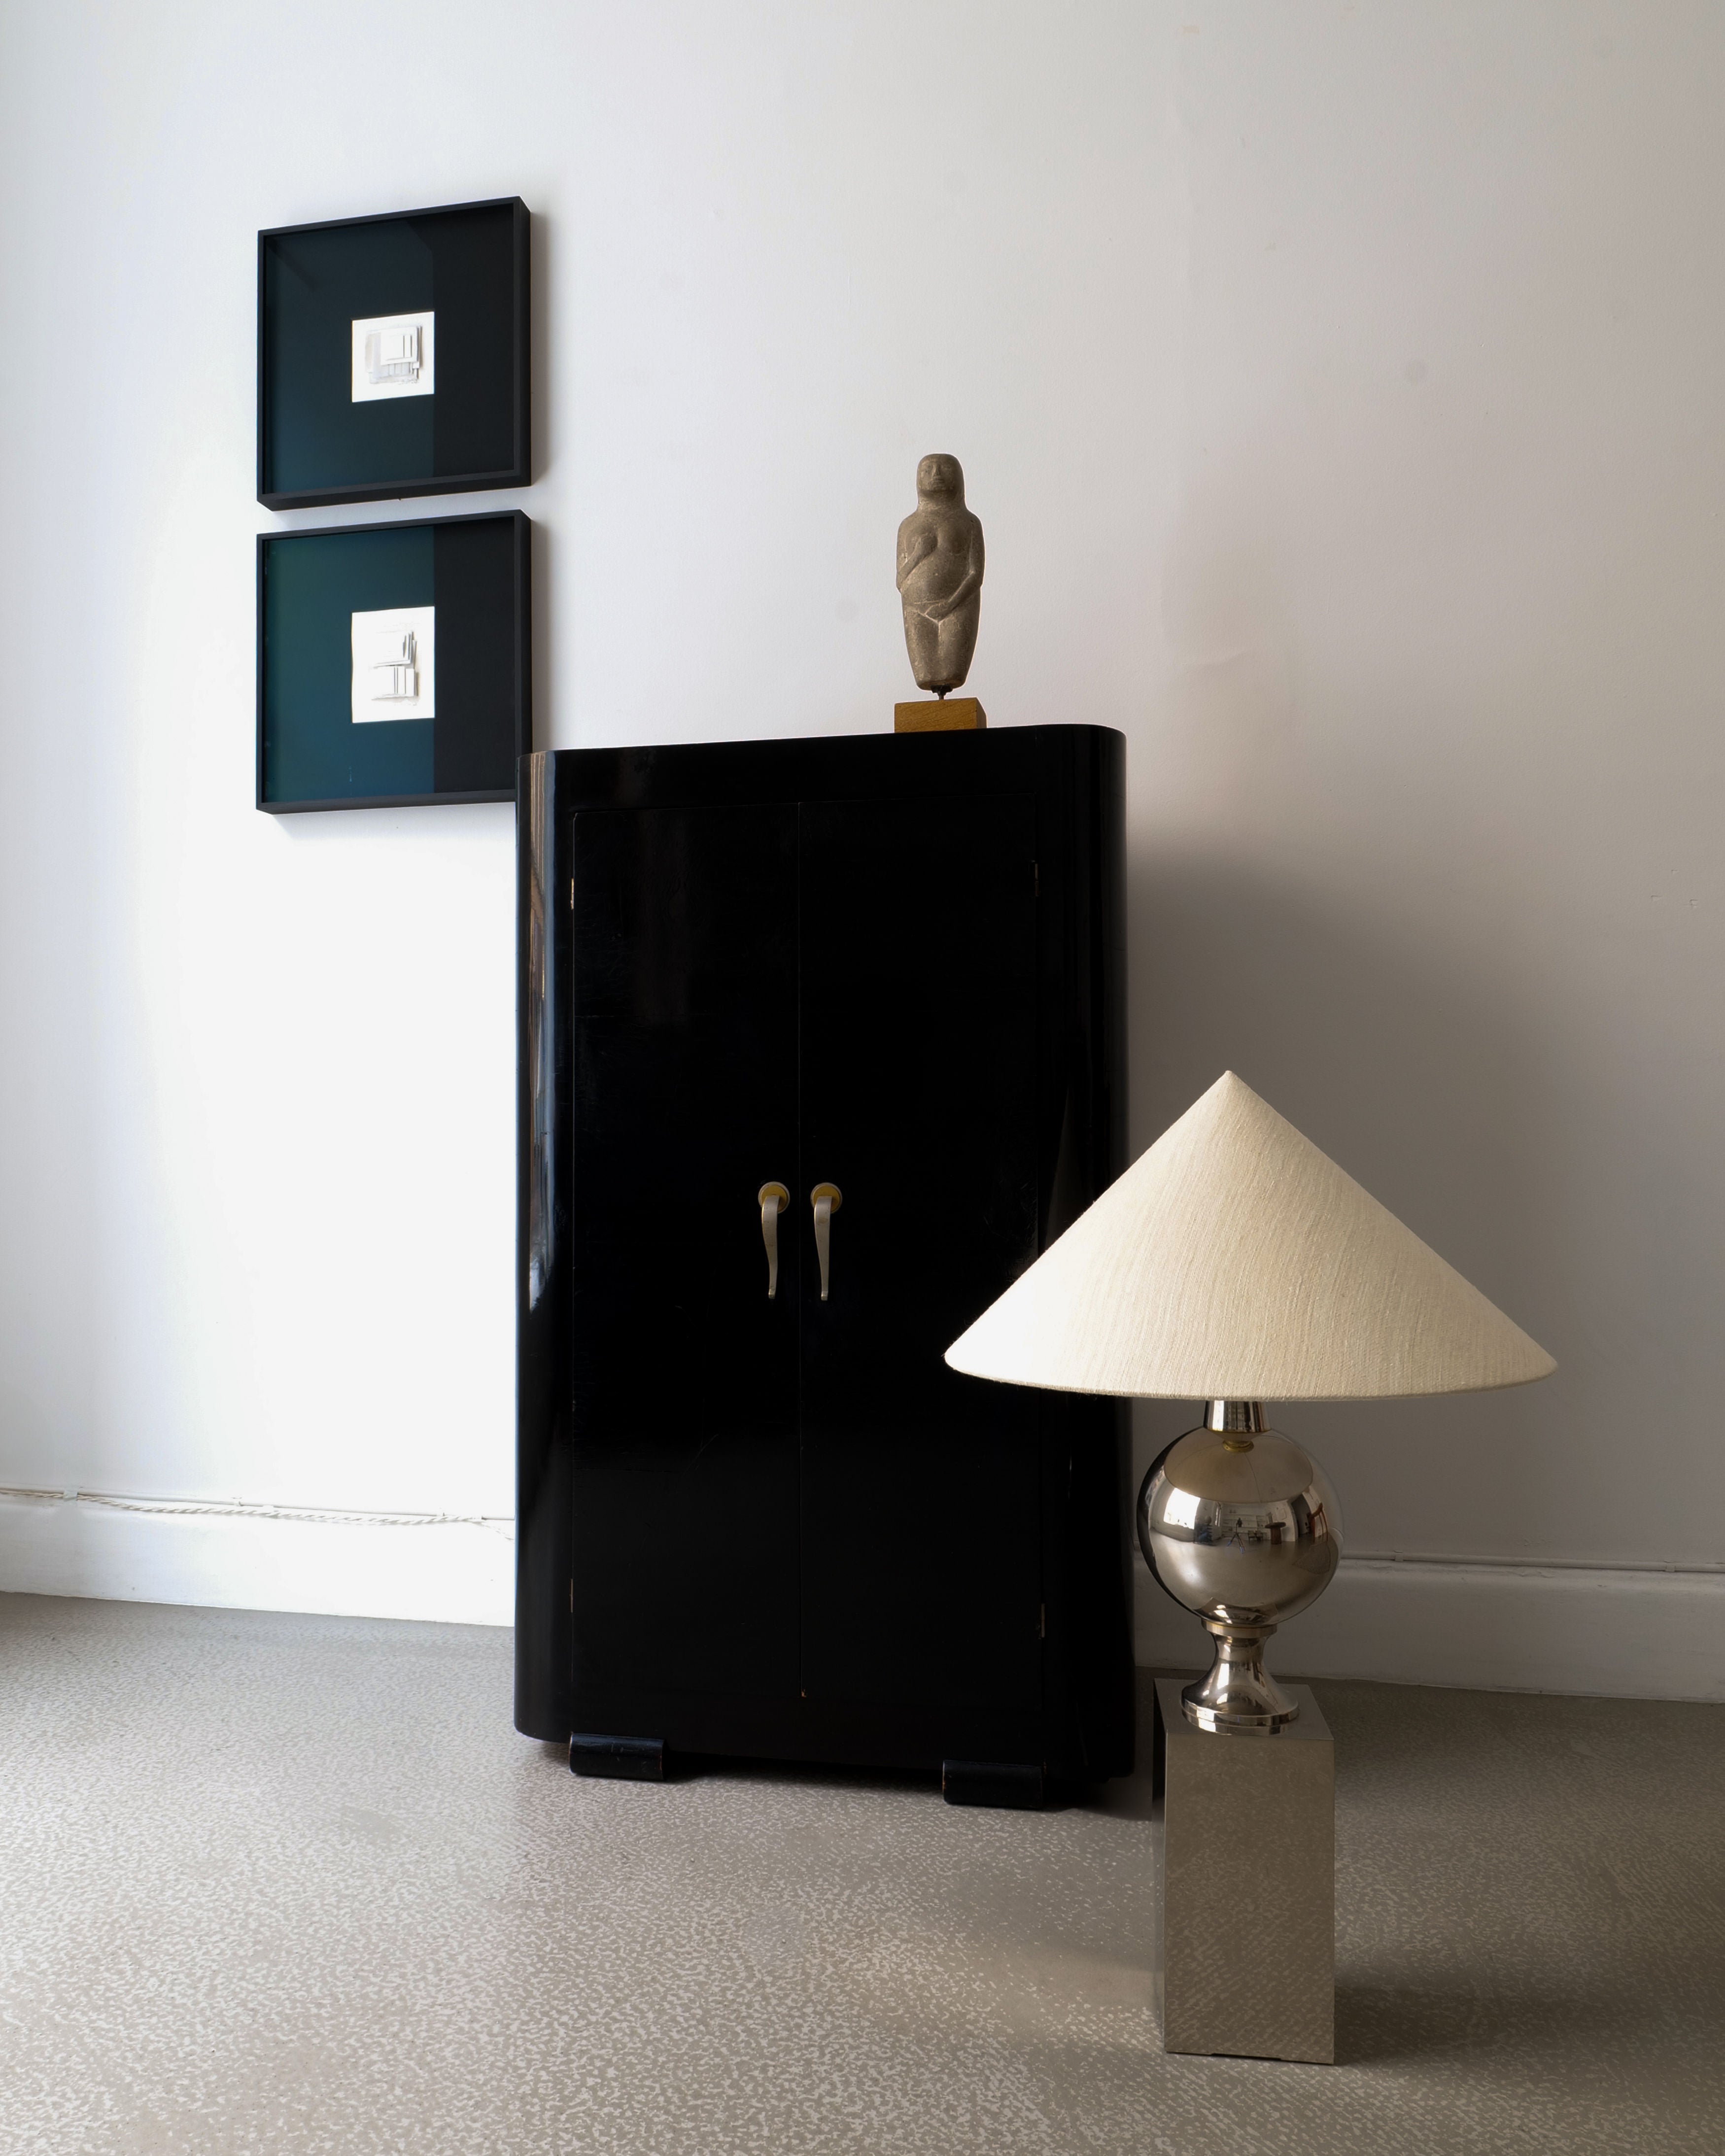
{"left": 1, "top": 1595, "right": 1721, "bottom": 2155}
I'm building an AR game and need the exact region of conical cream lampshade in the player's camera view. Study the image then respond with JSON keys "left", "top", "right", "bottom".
{"left": 946, "top": 1071, "right": 1554, "bottom": 1400}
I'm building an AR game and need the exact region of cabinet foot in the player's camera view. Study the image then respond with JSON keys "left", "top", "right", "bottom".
{"left": 570, "top": 1733, "right": 665, "bottom": 1781}
{"left": 942, "top": 1759, "right": 1044, "bottom": 1810}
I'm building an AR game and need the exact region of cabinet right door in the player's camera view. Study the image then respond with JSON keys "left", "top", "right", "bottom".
{"left": 797, "top": 793, "right": 1043, "bottom": 1726}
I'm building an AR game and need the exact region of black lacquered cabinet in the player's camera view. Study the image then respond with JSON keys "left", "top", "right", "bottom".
{"left": 517, "top": 728, "right": 1133, "bottom": 1793}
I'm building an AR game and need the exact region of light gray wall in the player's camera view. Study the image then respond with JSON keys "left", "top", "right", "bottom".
{"left": 1, "top": 2, "right": 1720, "bottom": 1688}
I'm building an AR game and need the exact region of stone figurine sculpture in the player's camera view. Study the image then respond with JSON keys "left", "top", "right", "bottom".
{"left": 896, "top": 453, "right": 984, "bottom": 696}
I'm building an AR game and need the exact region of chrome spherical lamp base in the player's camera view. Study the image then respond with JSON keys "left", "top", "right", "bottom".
{"left": 1137, "top": 1401, "right": 1343, "bottom": 1736}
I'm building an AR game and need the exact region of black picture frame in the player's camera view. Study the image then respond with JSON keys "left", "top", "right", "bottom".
{"left": 257, "top": 510, "right": 532, "bottom": 814}
{"left": 258, "top": 198, "right": 530, "bottom": 511}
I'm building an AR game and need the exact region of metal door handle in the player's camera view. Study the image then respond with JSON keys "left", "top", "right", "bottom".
{"left": 758, "top": 1183, "right": 790, "bottom": 1299}
{"left": 810, "top": 1183, "right": 842, "bottom": 1301}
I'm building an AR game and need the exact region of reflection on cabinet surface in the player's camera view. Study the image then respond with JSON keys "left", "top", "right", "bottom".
{"left": 517, "top": 728, "right": 1132, "bottom": 1794}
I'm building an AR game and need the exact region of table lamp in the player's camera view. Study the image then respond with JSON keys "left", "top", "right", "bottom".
{"left": 946, "top": 1072, "right": 1554, "bottom": 1735}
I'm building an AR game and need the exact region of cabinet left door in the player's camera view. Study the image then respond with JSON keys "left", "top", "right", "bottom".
{"left": 566, "top": 804, "right": 801, "bottom": 1708}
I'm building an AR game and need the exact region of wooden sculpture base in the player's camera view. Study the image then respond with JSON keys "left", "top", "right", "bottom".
{"left": 894, "top": 698, "right": 986, "bottom": 733}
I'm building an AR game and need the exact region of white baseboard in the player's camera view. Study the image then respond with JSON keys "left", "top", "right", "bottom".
{"left": 1135, "top": 1550, "right": 1725, "bottom": 1701}
{"left": 5, "top": 1493, "right": 1720, "bottom": 1698}
{"left": 0, "top": 1493, "right": 513, "bottom": 1626}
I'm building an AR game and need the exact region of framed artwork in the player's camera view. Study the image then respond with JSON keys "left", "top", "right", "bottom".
{"left": 257, "top": 511, "right": 531, "bottom": 813}
{"left": 258, "top": 198, "right": 529, "bottom": 511}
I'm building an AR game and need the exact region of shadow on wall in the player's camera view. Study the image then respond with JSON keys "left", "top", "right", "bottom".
{"left": 1119, "top": 842, "right": 1566, "bottom": 1552}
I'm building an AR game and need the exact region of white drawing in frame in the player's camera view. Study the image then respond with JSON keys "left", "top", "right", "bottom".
{"left": 351, "top": 312, "right": 436, "bottom": 402}
{"left": 351, "top": 607, "right": 435, "bottom": 725}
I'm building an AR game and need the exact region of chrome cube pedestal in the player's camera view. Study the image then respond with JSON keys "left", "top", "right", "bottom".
{"left": 1152, "top": 1677, "right": 1335, "bottom": 2064}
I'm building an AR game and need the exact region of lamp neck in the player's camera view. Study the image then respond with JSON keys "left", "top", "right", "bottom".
{"left": 1205, "top": 1399, "right": 1267, "bottom": 1434}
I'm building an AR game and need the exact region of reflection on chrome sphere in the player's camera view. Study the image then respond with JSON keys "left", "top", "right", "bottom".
{"left": 1138, "top": 1424, "right": 1342, "bottom": 1626}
